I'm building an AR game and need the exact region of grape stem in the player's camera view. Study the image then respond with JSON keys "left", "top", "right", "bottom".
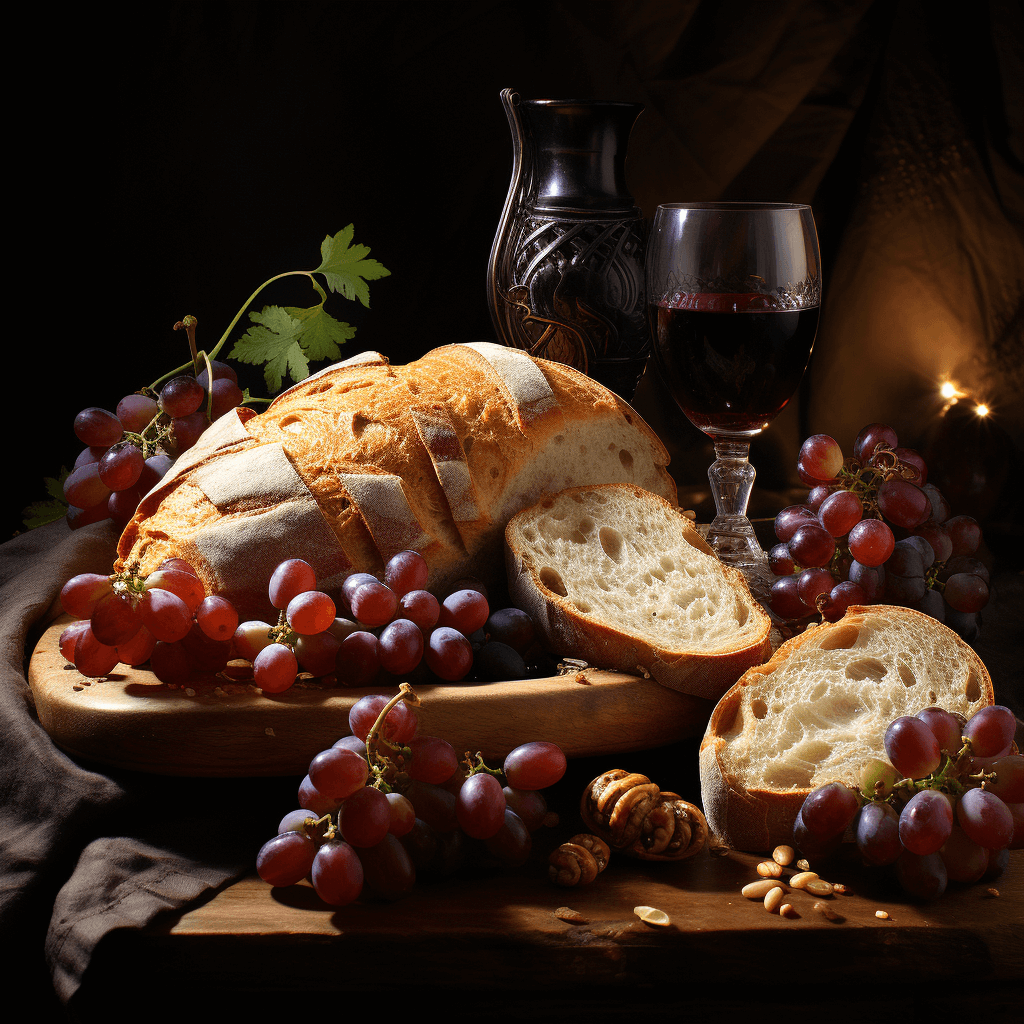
{"left": 365, "top": 683, "right": 421, "bottom": 791}
{"left": 462, "top": 751, "right": 504, "bottom": 780}
{"left": 883, "top": 737, "right": 985, "bottom": 800}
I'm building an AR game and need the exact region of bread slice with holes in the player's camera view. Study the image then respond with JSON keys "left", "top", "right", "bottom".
{"left": 698, "top": 605, "right": 995, "bottom": 852}
{"left": 503, "top": 483, "right": 773, "bottom": 700}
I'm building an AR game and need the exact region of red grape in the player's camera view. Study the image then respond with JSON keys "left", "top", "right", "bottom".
{"left": 818, "top": 489, "right": 863, "bottom": 537}
{"left": 853, "top": 422, "right": 898, "bottom": 463}
{"left": 797, "top": 434, "right": 844, "bottom": 482}
{"left": 884, "top": 716, "right": 941, "bottom": 779}
{"left": 268, "top": 558, "right": 317, "bottom": 610}
{"left": 455, "top": 772, "right": 506, "bottom": 839}
{"left": 158, "top": 375, "right": 205, "bottom": 417}
{"left": 253, "top": 643, "right": 298, "bottom": 693}
{"left": 383, "top": 549, "right": 429, "bottom": 597}
{"left": 847, "top": 519, "right": 894, "bottom": 567}
{"left": 503, "top": 741, "right": 566, "bottom": 790}
{"left": 74, "top": 407, "right": 124, "bottom": 447}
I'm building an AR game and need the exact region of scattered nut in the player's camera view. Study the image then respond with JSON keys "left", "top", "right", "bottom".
{"left": 554, "top": 907, "right": 589, "bottom": 924}
{"left": 875, "top": 910, "right": 889, "bottom": 919}
{"left": 634, "top": 906, "right": 671, "bottom": 927}
{"left": 789, "top": 871, "right": 819, "bottom": 889}
{"left": 548, "top": 842, "right": 600, "bottom": 887}
{"left": 757, "top": 859, "right": 784, "bottom": 878}
{"left": 986, "top": 888, "right": 1000, "bottom": 898}
{"left": 568, "top": 834, "right": 611, "bottom": 874}
{"left": 763, "top": 886, "right": 786, "bottom": 913}
{"left": 780, "top": 903, "right": 798, "bottom": 918}
{"left": 742, "top": 879, "right": 789, "bottom": 899}
{"left": 805, "top": 879, "right": 834, "bottom": 897}
{"left": 772, "top": 845, "right": 795, "bottom": 866}
{"left": 814, "top": 900, "right": 841, "bottom": 922}
{"left": 832, "top": 883, "right": 848, "bottom": 895}
{"left": 796, "top": 858, "right": 811, "bottom": 871}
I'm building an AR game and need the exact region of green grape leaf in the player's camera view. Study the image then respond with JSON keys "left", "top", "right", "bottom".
{"left": 23, "top": 472, "right": 70, "bottom": 529}
{"left": 228, "top": 306, "right": 311, "bottom": 393}
{"left": 315, "top": 225, "right": 391, "bottom": 307}
{"left": 282, "top": 304, "right": 356, "bottom": 363}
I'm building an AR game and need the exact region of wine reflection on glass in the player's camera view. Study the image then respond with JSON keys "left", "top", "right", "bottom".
{"left": 646, "top": 202, "right": 821, "bottom": 597}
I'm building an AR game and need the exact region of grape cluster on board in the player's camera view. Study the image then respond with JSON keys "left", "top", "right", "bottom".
{"left": 794, "top": 704, "right": 1022, "bottom": 901}
{"left": 59, "top": 546, "right": 544, "bottom": 693}
{"left": 769, "top": 422, "right": 989, "bottom": 638}
{"left": 256, "top": 685, "right": 567, "bottom": 905}
{"left": 65, "top": 351, "right": 244, "bottom": 532}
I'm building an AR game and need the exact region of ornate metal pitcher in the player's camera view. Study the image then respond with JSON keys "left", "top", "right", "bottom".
{"left": 486, "top": 89, "right": 649, "bottom": 400}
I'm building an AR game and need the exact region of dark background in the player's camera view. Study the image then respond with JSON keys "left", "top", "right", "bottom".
{"left": 9, "top": 0, "right": 1022, "bottom": 551}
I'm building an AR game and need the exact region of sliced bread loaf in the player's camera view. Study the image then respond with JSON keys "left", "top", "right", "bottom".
{"left": 503, "top": 484, "right": 773, "bottom": 699}
{"left": 698, "top": 605, "right": 995, "bottom": 852}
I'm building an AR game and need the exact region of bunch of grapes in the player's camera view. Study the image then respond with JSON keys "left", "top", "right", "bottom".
{"left": 64, "top": 352, "right": 244, "bottom": 532}
{"left": 232, "top": 549, "right": 539, "bottom": 694}
{"left": 58, "top": 545, "right": 543, "bottom": 695}
{"left": 768, "top": 422, "right": 989, "bottom": 638}
{"left": 793, "top": 704, "right": 1022, "bottom": 901}
{"left": 58, "top": 556, "right": 236, "bottom": 681}
{"left": 256, "top": 685, "right": 568, "bottom": 905}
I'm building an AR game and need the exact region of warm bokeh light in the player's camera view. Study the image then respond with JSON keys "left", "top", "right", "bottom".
{"left": 940, "top": 381, "right": 958, "bottom": 399}
{"left": 976, "top": 403, "right": 990, "bottom": 417}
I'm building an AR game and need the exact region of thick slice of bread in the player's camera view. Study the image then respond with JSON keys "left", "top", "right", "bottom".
{"left": 503, "top": 484, "right": 773, "bottom": 700}
{"left": 698, "top": 605, "right": 995, "bottom": 852}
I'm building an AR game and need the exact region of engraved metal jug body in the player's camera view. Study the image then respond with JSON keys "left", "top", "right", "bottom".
{"left": 487, "top": 89, "right": 648, "bottom": 400}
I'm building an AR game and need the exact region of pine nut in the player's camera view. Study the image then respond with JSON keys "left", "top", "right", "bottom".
{"left": 789, "top": 871, "right": 819, "bottom": 889}
{"left": 806, "top": 879, "right": 834, "bottom": 897}
{"left": 780, "top": 903, "right": 798, "bottom": 918}
{"left": 764, "top": 886, "right": 785, "bottom": 913}
{"left": 757, "top": 859, "right": 784, "bottom": 878}
{"left": 832, "top": 883, "right": 848, "bottom": 894}
{"left": 772, "top": 844, "right": 795, "bottom": 866}
{"left": 875, "top": 910, "right": 889, "bottom": 919}
{"left": 796, "top": 858, "right": 811, "bottom": 871}
{"left": 742, "top": 879, "right": 788, "bottom": 899}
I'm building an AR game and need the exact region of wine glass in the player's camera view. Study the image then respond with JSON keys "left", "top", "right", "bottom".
{"left": 646, "top": 202, "right": 821, "bottom": 596}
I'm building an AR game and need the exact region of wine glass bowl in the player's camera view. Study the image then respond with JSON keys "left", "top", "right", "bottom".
{"left": 646, "top": 203, "right": 821, "bottom": 595}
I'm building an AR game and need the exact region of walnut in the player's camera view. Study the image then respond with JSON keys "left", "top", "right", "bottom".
{"left": 548, "top": 834, "right": 611, "bottom": 887}
{"left": 580, "top": 770, "right": 708, "bottom": 861}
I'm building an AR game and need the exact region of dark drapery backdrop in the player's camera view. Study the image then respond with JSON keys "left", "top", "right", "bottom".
{"left": 3, "top": 2, "right": 1022, "bottom": 1018}
{"left": 11, "top": 0, "right": 1021, "bottom": 552}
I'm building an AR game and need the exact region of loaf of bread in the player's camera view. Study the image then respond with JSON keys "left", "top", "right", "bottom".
{"left": 503, "top": 483, "right": 773, "bottom": 699}
{"left": 115, "top": 343, "right": 676, "bottom": 621}
{"left": 698, "top": 605, "right": 995, "bottom": 852}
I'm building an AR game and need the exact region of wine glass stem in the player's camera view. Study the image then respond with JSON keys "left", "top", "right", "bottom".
{"left": 706, "top": 438, "right": 773, "bottom": 598}
{"left": 709, "top": 439, "right": 755, "bottom": 521}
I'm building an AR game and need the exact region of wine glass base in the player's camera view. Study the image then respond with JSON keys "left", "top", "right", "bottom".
{"left": 705, "top": 515, "right": 775, "bottom": 602}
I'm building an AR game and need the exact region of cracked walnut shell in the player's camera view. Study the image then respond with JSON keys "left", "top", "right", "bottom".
{"left": 580, "top": 769, "right": 708, "bottom": 861}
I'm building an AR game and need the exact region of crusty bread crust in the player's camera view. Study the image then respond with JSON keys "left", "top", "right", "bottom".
{"left": 698, "top": 605, "right": 995, "bottom": 853}
{"left": 115, "top": 343, "right": 675, "bottom": 621}
{"left": 504, "top": 483, "right": 773, "bottom": 700}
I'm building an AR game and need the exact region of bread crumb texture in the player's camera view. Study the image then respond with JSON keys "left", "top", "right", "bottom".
{"left": 509, "top": 484, "right": 762, "bottom": 655}
{"left": 718, "top": 609, "right": 991, "bottom": 791}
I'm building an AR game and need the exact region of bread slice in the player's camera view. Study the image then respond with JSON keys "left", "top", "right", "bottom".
{"left": 698, "top": 605, "right": 995, "bottom": 852}
{"left": 503, "top": 484, "right": 773, "bottom": 699}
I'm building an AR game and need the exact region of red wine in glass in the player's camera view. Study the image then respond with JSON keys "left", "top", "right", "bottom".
{"left": 650, "top": 292, "right": 819, "bottom": 437}
{"left": 645, "top": 203, "right": 822, "bottom": 595}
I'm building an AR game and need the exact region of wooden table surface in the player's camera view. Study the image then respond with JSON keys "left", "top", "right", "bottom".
{"left": 75, "top": 741, "right": 1024, "bottom": 1021}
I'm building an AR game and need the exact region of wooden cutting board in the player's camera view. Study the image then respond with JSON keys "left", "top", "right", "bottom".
{"left": 28, "top": 614, "right": 714, "bottom": 777}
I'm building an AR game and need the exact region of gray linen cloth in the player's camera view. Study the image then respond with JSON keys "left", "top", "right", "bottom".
{"left": 0, "top": 520, "right": 284, "bottom": 1011}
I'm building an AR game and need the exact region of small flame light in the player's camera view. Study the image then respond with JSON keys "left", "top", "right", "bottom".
{"left": 976, "top": 403, "right": 990, "bottom": 417}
